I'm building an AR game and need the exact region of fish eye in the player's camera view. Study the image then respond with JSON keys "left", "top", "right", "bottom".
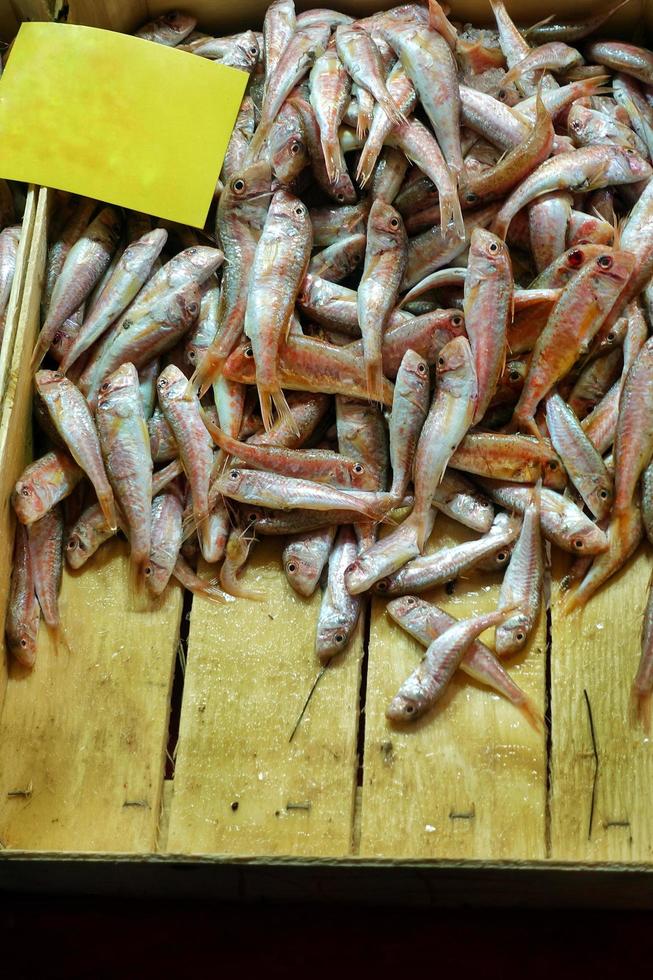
{"left": 20, "top": 638, "right": 27, "bottom": 648}
{"left": 466, "top": 192, "right": 478, "bottom": 203}
{"left": 496, "top": 551, "right": 507, "bottom": 562}
{"left": 66, "top": 538, "right": 77, "bottom": 550}
{"left": 509, "top": 369, "right": 520, "bottom": 382}
{"left": 625, "top": 148, "right": 635, "bottom": 155}
{"left": 607, "top": 331, "right": 616, "bottom": 342}
{"left": 515, "top": 631, "right": 525, "bottom": 642}
{"left": 249, "top": 45, "right": 258, "bottom": 55}
{"left": 286, "top": 561, "right": 297, "bottom": 573}
{"left": 229, "top": 469, "right": 239, "bottom": 479}
{"left": 188, "top": 302, "right": 199, "bottom": 316}
{"left": 390, "top": 217, "right": 400, "bottom": 229}
{"left": 233, "top": 178, "right": 246, "bottom": 193}
{"left": 568, "top": 249, "right": 583, "bottom": 267}
{"left": 416, "top": 362, "right": 427, "bottom": 375}
{"left": 599, "top": 488, "right": 609, "bottom": 499}
{"left": 405, "top": 596, "right": 416, "bottom": 605}
{"left": 290, "top": 141, "right": 301, "bottom": 155}
{"left": 438, "top": 356, "right": 445, "bottom": 366}
{"left": 21, "top": 487, "right": 30, "bottom": 496}
{"left": 244, "top": 347, "right": 254, "bottom": 357}
{"left": 573, "top": 538, "right": 584, "bottom": 550}
{"left": 498, "top": 89, "right": 506, "bottom": 101}
{"left": 188, "top": 350, "right": 196, "bottom": 361}
{"left": 100, "top": 381, "right": 111, "bottom": 391}
{"left": 144, "top": 565, "right": 152, "bottom": 576}
{"left": 452, "top": 315, "right": 463, "bottom": 327}
{"left": 248, "top": 512, "right": 258, "bottom": 522}
{"left": 336, "top": 192, "right": 345, "bottom": 202}
{"left": 488, "top": 241, "right": 499, "bottom": 253}
{"left": 597, "top": 255, "right": 613, "bottom": 269}
{"left": 334, "top": 633, "right": 345, "bottom": 644}
{"left": 404, "top": 704, "right": 415, "bottom": 714}
{"left": 53, "top": 332, "right": 62, "bottom": 345}
{"left": 548, "top": 459, "right": 558, "bottom": 470}
{"left": 294, "top": 204, "right": 305, "bottom": 217}
{"left": 376, "top": 579, "right": 389, "bottom": 592}
{"left": 353, "top": 463, "right": 364, "bottom": 473}
{"left": 157, "top": 379, "right": 167, "bottom": 389}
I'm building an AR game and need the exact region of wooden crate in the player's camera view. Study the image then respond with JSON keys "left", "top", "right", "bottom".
{"left": 2, "top": 0, "right": 653, "bottom": 906}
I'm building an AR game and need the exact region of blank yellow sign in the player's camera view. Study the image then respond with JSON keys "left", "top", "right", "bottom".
{"left": 0, "top": 22, "right": 248, "bottom": 227}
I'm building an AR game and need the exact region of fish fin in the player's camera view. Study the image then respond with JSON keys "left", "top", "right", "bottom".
{"left": 630, "top": 685, "right": 652, "bottom": 733}
{"left": 501, "top": 64, "right": 520, "bottom": 85}
{"left": 521, "top": 12, "right": 555, "bottom": 36}
{"left": 365, "top": 357, "right": 385, "bottom": 404}
{"left": 271, "top": 386, "right": 301, "bottom": 438}
{"left": 380, "top": 93, "right": 407, "bottom": 130}
{"left": 356, "top": 105, "right": 372, "bottom": 141}
{"left": 578, "top": 156, "right": 611, "bottom": 192}
{"left": 356, "top": 142, "right": 378, "bottom": 187}
{"left": 440, "top": 184, "right": 465, "bottom": 240}
{"left": 322, "top": 136, "right": 344, "bottom": 183}
{"left": 258, "top": 386, "right": 274, "bottom": 433}
{"left": 517, "top": 693, "right": 545, "bottom": 733}
{"left": 46, "top": 620, "right": 73, "bottom": 657}
{"left": 99, "top": 491, "right": 118, "bottom": 533}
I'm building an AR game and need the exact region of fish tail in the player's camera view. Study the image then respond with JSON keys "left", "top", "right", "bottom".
{"left": 517, "top": 693, "right": 545, "bottom": 734}
{"left": 191, "top": 350, "right": 224, "bottom": 399}
{"left": 630, "top": 684, "right": 652, "bottom": 733}
{"left": 245, "top": 124, "right": 267, "bottom": 165}
{"left": 356, "top": 141, "right": 379, "bottom": 187}
{"left": 365, "top": 357, "right": 385, "bottom": 404}
{"left": 381, "top": 93, "right": 407, "bottom": 130}
{"left": 271, "top": 386, "right": 301, "bottom": 438}
{"left": 258, "top": 386, "right": 274, "bottom": 433}
{"left": 219, "top": 561, "right": 265, "bottom": 601}
{"left": 356, "top": 106, "right": 371, "bottom": 141}
{"left": 322, "top": 136, "right": 344, "bottom": 183}
{"left": 440, "top": 185, "right": 465, "bottom": 239}
{"left": 99, "top": 491, "right": 118, "bottom": 533}
{"left": 48, "top": 620, "right": 73, "bottom": 657}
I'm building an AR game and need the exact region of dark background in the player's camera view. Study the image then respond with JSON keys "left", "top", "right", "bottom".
{"left": 0, "top": 896, "right": 644, "bottom": 978}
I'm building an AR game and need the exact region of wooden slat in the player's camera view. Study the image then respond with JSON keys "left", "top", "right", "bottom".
{"left": 359, "top": 517, "right": 547, "bottom": 860}
{"left": 0, "top": 185, "right": 182, "bottom": 851}
{"left": 0, "top": 186, "right": 47, "bottom": 715}
{"left": 549, "top": 545, "right": 653, "bottom": 862}
{"left": 167, "top": 539, "right": 364, "bottom": 856}
{"left": 0, "top": 540, "right": 183, "bottom": 851}
{"left": 0, "top": 185, "right": 38, "bottom": 404}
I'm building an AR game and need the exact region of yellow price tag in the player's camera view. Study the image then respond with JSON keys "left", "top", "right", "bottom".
{"left": 0, "top": 22, "right": 249, "bottom": 227}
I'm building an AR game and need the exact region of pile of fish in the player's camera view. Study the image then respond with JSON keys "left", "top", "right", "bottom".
{"left": 0, "top": 181, "right": 24, "bottom": 342}
{"left": 7, "top": 1, "right": 653, "bottom": 732}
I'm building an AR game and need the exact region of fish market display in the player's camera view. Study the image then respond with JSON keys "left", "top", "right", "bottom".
{"left": 8, "top": 1, "right": 653, "bottom": 736}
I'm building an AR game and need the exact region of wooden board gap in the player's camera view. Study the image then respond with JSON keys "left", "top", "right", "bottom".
{"left": 165, "top": 587, "right": 193, "bottom": 780}
{"left": 356, "top": 597, "right": 372, "bottom": 790}
{"left": 544, "top": 561, "right": 554, "bottom": 861}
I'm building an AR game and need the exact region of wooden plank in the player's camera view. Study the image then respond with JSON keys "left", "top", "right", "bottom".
{"left": 0, "top": 185, "right": 37, "bottom": 404}
{"left": 549, "top": 545, "right": 653, "bottom": 862}
{"left": 359, "top": 516, "right": 547, "bottom": 860}
{"left": 0, "top": 185, "right": 183, "bottom": 851}
{"left": 0, "top": 540, "right": 183, "bottom": 851}
{"left": 167, "top": 538, "right": 364, "bottom": 857}
{"left": 0, "top": 186, "right": 47, "bottom": 715}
